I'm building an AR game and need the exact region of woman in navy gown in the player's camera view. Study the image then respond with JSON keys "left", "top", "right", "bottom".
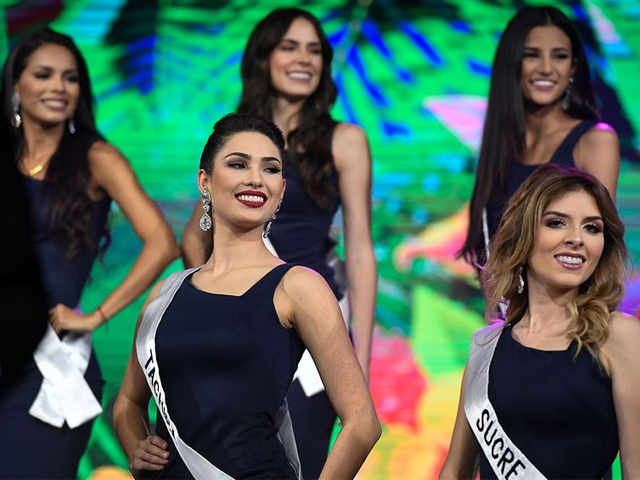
{"left": 114, "top": 113, "right": 380, "bottom": 480}
{"left": 460, "top": 6, "right": 619, "bottom": 268}
{"left": 182, "top": 9, "right": 376, "bottom": 478}
{"left": 440, "top": 165, "right": 640, "bottom": 479}
{"left": 0, "top": 28, "right": 179, "bottom": 478}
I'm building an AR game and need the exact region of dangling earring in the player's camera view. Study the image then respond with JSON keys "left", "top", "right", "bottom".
{"left": 68, "top": 118, "right": 76, "bottom": 134}
{"left": 562, "top": 77, "right": 574, "bottom": 111}
{"left": 517, "top": 265, "right": 525, "bottom": 294}
{"left": 263, "top": 198, "right": 282, "bottom": 239}
{"left": 11, "top": 93, "right": 21, "bottom": 128}
{"left": 199, "top": 188, "right": 212, "bottom": 231}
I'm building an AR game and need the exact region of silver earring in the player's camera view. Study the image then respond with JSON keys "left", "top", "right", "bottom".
{"left": 517, "top": 265, "right": 525, "bottom": 294}
{"left": 263, "top": 199, "right": 282, "bottom": 239}
{"left": 199, "top": 188, "right": 212, "bottom": 231}
{"left": 562, "top": 77, "right": 574, "bottom": 111}
{"left": 11, "top": 93, "right": 21, "bottom": 128}
{"left": 68, "top": 118, "right": 76, "bottom": 134}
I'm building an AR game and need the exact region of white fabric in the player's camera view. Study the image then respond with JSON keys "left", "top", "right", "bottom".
{"left": 482, "top": 207, "right": 491, "bottom": 261}
{"left": 464, "top": 325, "right": 547, "bottom": 480}
{"left": 137, "top": 268, "right": 302, "bottom": 480}
{"left": 29, "top": 325, "right": 102, "bottom": 429}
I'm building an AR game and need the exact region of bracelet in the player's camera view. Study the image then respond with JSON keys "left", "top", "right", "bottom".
{"left": 96, "top": 305, "right": 108, "bottom": 327}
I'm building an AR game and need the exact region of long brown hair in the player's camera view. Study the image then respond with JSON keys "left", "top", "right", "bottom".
{"left": 460, "top": 6, "right": 599, "bottom": 266}
{"left": 1, "top": 28, "right": 108, "bottom": 261}
{"left": 482, "top": 165, "right": 627, "bottom": 372}
{"left": 237, "top": 8, "right": 338, "bottom": 210}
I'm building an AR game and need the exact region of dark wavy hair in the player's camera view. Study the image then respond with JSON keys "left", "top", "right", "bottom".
{"left": 461, "top": 6, "right": 600, "bottom": 266}
{"left": 0, "top": 28, "right": 107, "bottom": 261}
{"left": 483, "top": 165, "right": 626, "bottom": 372}
{"left": 199, "top": 113, "right": 286, "bottom": 258}
{"left": 237, "top": 7, "right": 338, "bottom": 210}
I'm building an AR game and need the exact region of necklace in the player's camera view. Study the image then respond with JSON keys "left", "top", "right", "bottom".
{"left": 24, "top": 160, "right": 49, "bottom": 177}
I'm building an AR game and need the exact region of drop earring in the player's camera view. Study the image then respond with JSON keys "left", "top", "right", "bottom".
{"left": 68, "top": 118, "right": 76, "bottom": 134}
{"left": 199, "top": 188, "right": 212, "bottom": 231}
{"left": 562, "top": 77, "right": 574, "bottom": 111}
{"left": 517, "top": 265, "right": 525, "bottom": 294}
{"left": 263, "top": 199, "right": 282, "bottom": 239}
{"left": 11, "top": 93, "right": 21, "bottom": 128}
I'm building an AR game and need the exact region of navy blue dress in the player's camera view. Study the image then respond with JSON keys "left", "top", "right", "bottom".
{"left": 152, "top": 264, "right": 305, "bottom": 479}
{"left": 269, "top": 155, "right": 343, "bottom": 298}
{"left": 486, "top": 120, "right": 598, "bottom": 237}
{"left": 0, "top": 176, "right": 110, "bottom": 479}
{"left": 269, "top": 153, "right": 343, "bottom": 479}
{"left": 479, "top": 324, "right": 618, "bottom": 479}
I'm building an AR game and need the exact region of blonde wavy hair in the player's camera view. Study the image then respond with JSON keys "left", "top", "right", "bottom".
{"left": 482, "top": 165, "right": 627, "bottom": 372}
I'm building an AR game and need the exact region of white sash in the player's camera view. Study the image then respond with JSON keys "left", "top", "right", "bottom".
{"left": 136, "top": 268, "right": 302, "bottom": 480}
{"left": 29, "top": 326, "right": 102, "bottom": 428}
{"left": 464, "top": 325, "right": 547, "bottom": 480}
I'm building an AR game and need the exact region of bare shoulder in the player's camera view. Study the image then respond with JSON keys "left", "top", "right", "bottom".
{"left": 147, "top": 279, "right": 166, "bottom": 302}
{"left": 332, "top": 122, "right": 371, "bottom": 172}
{"left": 333, "top": 122, "right": 367, "bottom": 145}
{"left": 88, "top": 140, "right": 128, "bottom": 171}
{"left": 582, "top": 122, "right": 619, "bottom": 149}
{"left": 608, "top": 311, "right": 640, "bottom": 345}
{"left": 134, "top": 279, "right": 166, "bottom": 331}
{"left": 280, "top": 265, "right": 333, "bottom": 299}
{"left": 604, "top": 312, "right": 640, "bottom": 367}
{"left": 274, "top": 266, "right": 336, "bottom": 328}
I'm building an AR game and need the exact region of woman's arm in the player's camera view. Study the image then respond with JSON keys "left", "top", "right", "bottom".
{"left": 604, "top": 312, "right": 640, "bottom": 477}
{"left": 181, "top": 201, "right": 207, "bottom": 268}
{"left": 276, "top": 267, "right": 381, "bottom": 480}
{"left": 52, "top": 141, "right": 179, "bottom": 332}
{"left": 439, "top": 365, "right": 480, "bottom": 479}
{"left": 333, "top": 123, "right": 377, "bottom": 378}
{"left": 574, "top": 123, "right": 620, "bottom": 201}
{"left": 114, "top": 281, "right": 170, "bottom": 477}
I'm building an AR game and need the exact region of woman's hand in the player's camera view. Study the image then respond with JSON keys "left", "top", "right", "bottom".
{"left": 49, "top": 304, "right": 101, "bottom": 333}
{"left": 130, "top": 435, "right": 169, "bottom": 476}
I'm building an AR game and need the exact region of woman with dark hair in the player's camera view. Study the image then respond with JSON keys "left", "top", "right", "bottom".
{"left": 460, "top": 6, "right": 619, "bottom": 268}
{"left": 182, "top": 8, "right": 377, "bottom": 478}
{"left": 114, "top": 113, "right": 380, "bottom": 480}
{"left": 440, "top": 165, "right": 640, "bottom": 478}
{"left": 0, "top": 28, "right": 179, "bottom": 478}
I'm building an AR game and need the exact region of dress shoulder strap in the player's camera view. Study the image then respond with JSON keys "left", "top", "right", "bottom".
{"left": 550, "top": 120, "right": 599, "bottom": 166}
{"left": 244, "top": 263, "right": 298, "bottom": 297}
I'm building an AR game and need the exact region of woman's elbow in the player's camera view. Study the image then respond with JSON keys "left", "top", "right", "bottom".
{"left": 151, "top": 231, "right": 180, "bottom": 267}
{"left": 352, "top": 410, "right": 382, "bottom": 450}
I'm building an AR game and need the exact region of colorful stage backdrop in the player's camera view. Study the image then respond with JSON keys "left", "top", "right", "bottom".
{"left": 3, "top": 0, "right": 640, "bottom": 478}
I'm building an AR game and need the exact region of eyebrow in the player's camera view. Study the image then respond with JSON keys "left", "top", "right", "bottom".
{"left": 281, "top": 38, "right": 321, "bottom": 47}
{"left": 33, "top": 65, "right": 78, "bottom": 73}
{"left": 224, "top": 152, "right": 282, "bottom": 164}
{"left": 543, "top": 211, "right": 603, "bottom": 222}
{"left": 523, "top": 46, "right": 570, "bottom": 51}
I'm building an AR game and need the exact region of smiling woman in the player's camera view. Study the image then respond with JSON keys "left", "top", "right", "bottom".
{"left": 0, "top": 28, "right": 178, "bottom": 479}
{"left": 114, "top": 113, "right": 380, "bottom": 480}
{"left": 460, "top": 6, "right": 620, "bottom": 269}
{"left": 440, "top": 165, "right": 640, "bottom": 479}
{"left": 180, "top": 9, "right": 377, "bottom": 478}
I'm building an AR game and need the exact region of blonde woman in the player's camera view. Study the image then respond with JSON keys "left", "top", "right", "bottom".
{"left": 441, "top": 165, "right": 640, "bottom": 479}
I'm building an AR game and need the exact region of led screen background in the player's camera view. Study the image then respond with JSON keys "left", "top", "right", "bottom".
{"left": 3, "top": 0, "right": 640, "bottom": 478}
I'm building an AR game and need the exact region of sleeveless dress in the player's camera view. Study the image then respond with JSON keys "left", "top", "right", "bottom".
{"left": 151, "top": 264, "right": 305, "bottom": 479}
{"left": 268, "top": 153, "right": 343, "bottom": 479}
{"left": 269, "top": 154, "right": 343, "bottom": 298}
{"left": 0, "top": 176, "right": 110, "bottom": 479}
{"left": 486, "top": 120, "right": 599, "bottom": 238}
{"left": 479, "top": 323, "right": 618, "bottom": 479}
